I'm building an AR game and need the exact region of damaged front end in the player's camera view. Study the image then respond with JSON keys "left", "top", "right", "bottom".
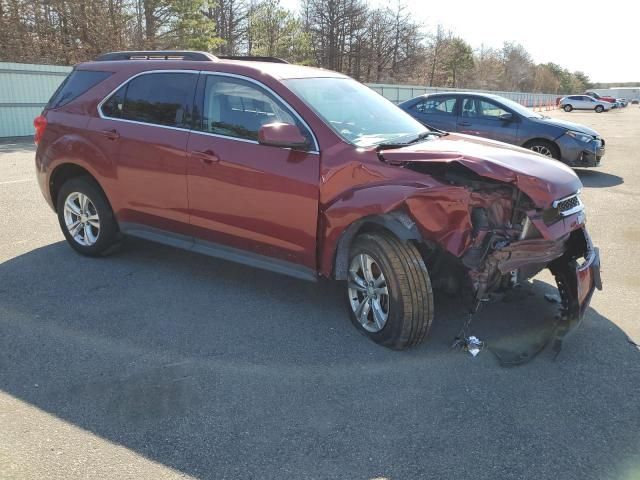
{"left": 403, "top": 160, "right": 603, "bottom": 350}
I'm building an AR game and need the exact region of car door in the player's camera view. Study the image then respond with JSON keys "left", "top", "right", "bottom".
{"left": 186, "top": 73, "right": 320, "bottom": 270}
{"left": 578, "top": 96, "right": 592, "bottom": 109}
{"left": 408, "top": 95, "right": 458, "bottom": 131}
{"left": 457, "top": 96, "right": 519, "bottom": 143}
{"left": 95, "top": 71, "right": 197, "bottom": 233}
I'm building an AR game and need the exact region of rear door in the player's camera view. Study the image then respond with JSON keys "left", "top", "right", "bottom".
{"left": 577, "top": 96, "right": 592, "bottom": 109}
{"left": 185, "top": 73, "right": 320, "bottom": 270}
{"left": 95, "top": 71, "right": 198, "bottom": 232}
{"left": 457, "top": 96, "right": 519, "bottom": 143}
{"left": 407, "top": 95, "right": 458, "bottom": 131}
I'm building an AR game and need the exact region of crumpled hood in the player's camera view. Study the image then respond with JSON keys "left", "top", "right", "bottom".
{"left": 531, "top": 116, "right": 600, "bottom": 136}
{"left": 380, "top": 133, "right": 582, "bottom": 207}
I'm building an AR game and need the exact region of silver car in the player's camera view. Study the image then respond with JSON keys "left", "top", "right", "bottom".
{"left": 560, "top": 95, "right": 612, "bottom": 113}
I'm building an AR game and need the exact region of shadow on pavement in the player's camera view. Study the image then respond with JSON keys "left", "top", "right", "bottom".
{"left": 576, "top": 169, "right": 624, "bottom": 188}
{"left": 1, "top": 239, "right": 639, "bottom": 479}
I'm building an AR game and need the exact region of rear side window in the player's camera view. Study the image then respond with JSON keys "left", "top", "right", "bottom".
{"left": 414, "top": 97, "right": 456, "bottom": 115}
{"left": 101, "top": 72, "right": 198, "bottom": 128}
{"left": 48, "top": 70, "right": 112, "bottom": 109}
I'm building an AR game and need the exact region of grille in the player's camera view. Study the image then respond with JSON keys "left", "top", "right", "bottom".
{"left": 556, "top": 195, "right": 582, "bottom": 216}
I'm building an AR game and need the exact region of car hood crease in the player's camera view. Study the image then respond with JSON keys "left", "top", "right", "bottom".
{"left": 379, "top": 134, "right": 582, "bottom": 206}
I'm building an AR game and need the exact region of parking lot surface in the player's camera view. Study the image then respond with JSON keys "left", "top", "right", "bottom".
{"left": 1, "top": 107, "right": 639, "bottom": 479}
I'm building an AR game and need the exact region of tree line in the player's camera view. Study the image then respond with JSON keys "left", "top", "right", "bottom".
{"left": 0, "top": 0, "right": 592, "bottom": 93}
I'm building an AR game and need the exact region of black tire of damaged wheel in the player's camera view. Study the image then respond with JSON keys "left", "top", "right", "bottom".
{"left": 348, "top": 232, "right": 434, "bottom": 349}
{"left": 524, "top": 139, "right": 561, "bottom": 160}
{"left": 56, "top": 176, "right": 120, "bottom": 257}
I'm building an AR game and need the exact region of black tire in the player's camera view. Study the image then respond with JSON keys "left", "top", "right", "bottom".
{"left": 595, "top": 105, "right": 604, "bottom": 113}
{"left": 347, "top": 232, "right": 434, "bottom": 349}
{"left": 563, "top": 104, "right": 573, "bottom": 112}
{"left": 56, "top": 176, "right": 119, "bottom": 256}
{"left": 524, "top": 139, "right": 560, "bottom": 160}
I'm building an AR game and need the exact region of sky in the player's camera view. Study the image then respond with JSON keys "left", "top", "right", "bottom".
{"left": 279, "top": 0, "right": 639, "bottom": 83}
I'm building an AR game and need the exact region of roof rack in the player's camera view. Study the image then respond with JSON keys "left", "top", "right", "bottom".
{"left": 95, "top": 51, "right": 217, "bottom": 62}
{"left": 218, "top": 56, "right": 289, "bottom": 64}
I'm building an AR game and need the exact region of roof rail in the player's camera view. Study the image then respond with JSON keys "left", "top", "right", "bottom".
{"left": 95, "top": 51, "right": 217, "bottom": 62}
{"left": 218, "top": 56, "right": 289, "bottom": 64}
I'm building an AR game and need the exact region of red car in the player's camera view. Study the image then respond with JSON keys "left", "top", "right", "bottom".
{"left": 34, "top": 51, "right": 601, "bottom": 350}
{"left": 585, "top": 91, "right": 616, "bottom": 104}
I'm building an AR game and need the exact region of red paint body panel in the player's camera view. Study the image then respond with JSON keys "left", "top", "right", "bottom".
{"left": 186, "top": 132, "right": 320, "bottom": 268}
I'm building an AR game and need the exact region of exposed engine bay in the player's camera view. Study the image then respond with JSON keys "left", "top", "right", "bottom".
{"left": 402, "top": 160, "right": 602, "bottom": 357}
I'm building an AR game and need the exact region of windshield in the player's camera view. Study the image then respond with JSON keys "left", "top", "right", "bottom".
{"left": 283, "top": 77, "right": 429, "bottom": 147}
{"left": 493, "top": 96, "right": 544, "bottom": 119}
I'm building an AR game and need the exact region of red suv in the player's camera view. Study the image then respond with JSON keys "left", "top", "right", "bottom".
{"left": 35, "top": 51, "right": 601, "bottom": 350}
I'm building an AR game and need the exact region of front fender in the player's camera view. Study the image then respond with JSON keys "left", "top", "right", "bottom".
{"left": 319, "top": 183, "right": 475, "bottom": 278}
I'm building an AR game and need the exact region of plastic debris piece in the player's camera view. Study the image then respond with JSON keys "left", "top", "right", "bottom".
{"left": 467, "top": 336, "right": 483, "bottom": 357}
{"left": 544, "top": 293, "right": 561, "bottom": 304}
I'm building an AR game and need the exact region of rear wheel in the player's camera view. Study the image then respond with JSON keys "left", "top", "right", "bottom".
{"left": 563, "top": 104, "right": 573, "bottom": 112}
{"left": 595, "top": 105, "right": 604, "bottom": 113}
{"left": 524, "top": 139, "right": 560, "bottom": 160}
{"left": 56, "top": 177, "right": 119, "bottom": 256}
{"left": 347, "top": 232, "right": 434, "bottom": 349}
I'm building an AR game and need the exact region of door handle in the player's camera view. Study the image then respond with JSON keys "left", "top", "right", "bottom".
{"left": 458, "top": 122, "right": 471, "bottom": 127}
{"left": 192, "top": 150, "right": 220, "bottom": 164}
{"left": 100, "top": 128, "right": 120, "bottom": 140}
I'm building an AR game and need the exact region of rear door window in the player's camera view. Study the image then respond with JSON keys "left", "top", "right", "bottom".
{"left": 48, "top": 70, "right": 112, "bottom": 109}
{"left": 101, "top": 72, "right": 198, "bottom": 128}
{"left": 120, "top": 72, "right": 197, "bottom": 128}
{"left": 414, "top": 96, "right": 457, "bottom": 115}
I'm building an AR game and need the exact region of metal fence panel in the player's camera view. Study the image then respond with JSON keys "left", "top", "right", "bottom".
{"left": 0, "top": 62, "right": 71, "bottom": 137}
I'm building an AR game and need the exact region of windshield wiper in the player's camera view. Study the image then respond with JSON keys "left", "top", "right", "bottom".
{"left": 376, "top": 131, "right": 445, "bottom": 151}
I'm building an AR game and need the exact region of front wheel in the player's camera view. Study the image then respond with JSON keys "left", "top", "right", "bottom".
{"left": 524, "top": 140, "right": 560, "bottom": 160}
{"left": 564, "top": 104, "right": 573, "bottom": 112}
{"left": 347, "top": 232, "right": 434, "bottom": 349}
{"left": 56, "top": 177, "right": 119, "bottom": 256}
{"left": 595, "top": 105, "right": 604, "bottom": 113}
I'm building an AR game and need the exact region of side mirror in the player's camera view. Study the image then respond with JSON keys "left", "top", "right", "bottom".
{"left": 258, "top": 123, "right": 309, "bottom": 150}
{"left": 499, "top": 112, "right": 514, "bottom": 122}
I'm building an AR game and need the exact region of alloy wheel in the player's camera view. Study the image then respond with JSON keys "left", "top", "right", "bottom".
{"left": 63, "top": 192, "right": 100, "bottom": 246}
{"left": 348, "top": 253, "right": 390, "bottom": 332}
{"left": 530, "top": 145, "right": 553, "bottom": 157}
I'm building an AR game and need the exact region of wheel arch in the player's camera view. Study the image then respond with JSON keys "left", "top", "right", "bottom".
{"left": 49, "top": 163, "right": 111, "bottom": 213}
{"left": 331, "top": 211, "right": 425, "bottom": 280}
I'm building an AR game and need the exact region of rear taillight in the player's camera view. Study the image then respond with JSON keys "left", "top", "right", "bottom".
{"left": 33, "top": 115, "right": 47, "bottom": 144}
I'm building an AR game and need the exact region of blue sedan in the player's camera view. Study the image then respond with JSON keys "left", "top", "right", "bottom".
{"left": 398, "top": 92, "right": 605, "bottom": 167}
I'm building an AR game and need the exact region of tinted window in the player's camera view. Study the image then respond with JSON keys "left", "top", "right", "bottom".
{"left": 414, "top": 97, "right": 456, "bottom": 115}
{"left": 101, "top": 86, "right": 125, "bottom": 118}
{"left": 48, "top": 70, "right": 112, "bottom": 109}
{"left": 119, "top": 72, "right": 197, "bottom": 128}
{"left": 461, "top": 98, "right": 478, "bottom": 117}
{"left": 200, "top": 75, "right": 309, "bottom": 143}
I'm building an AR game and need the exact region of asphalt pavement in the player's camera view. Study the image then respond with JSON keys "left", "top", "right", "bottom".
{"left": 1, "top": 106, "right": 639, "bottom": 479}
